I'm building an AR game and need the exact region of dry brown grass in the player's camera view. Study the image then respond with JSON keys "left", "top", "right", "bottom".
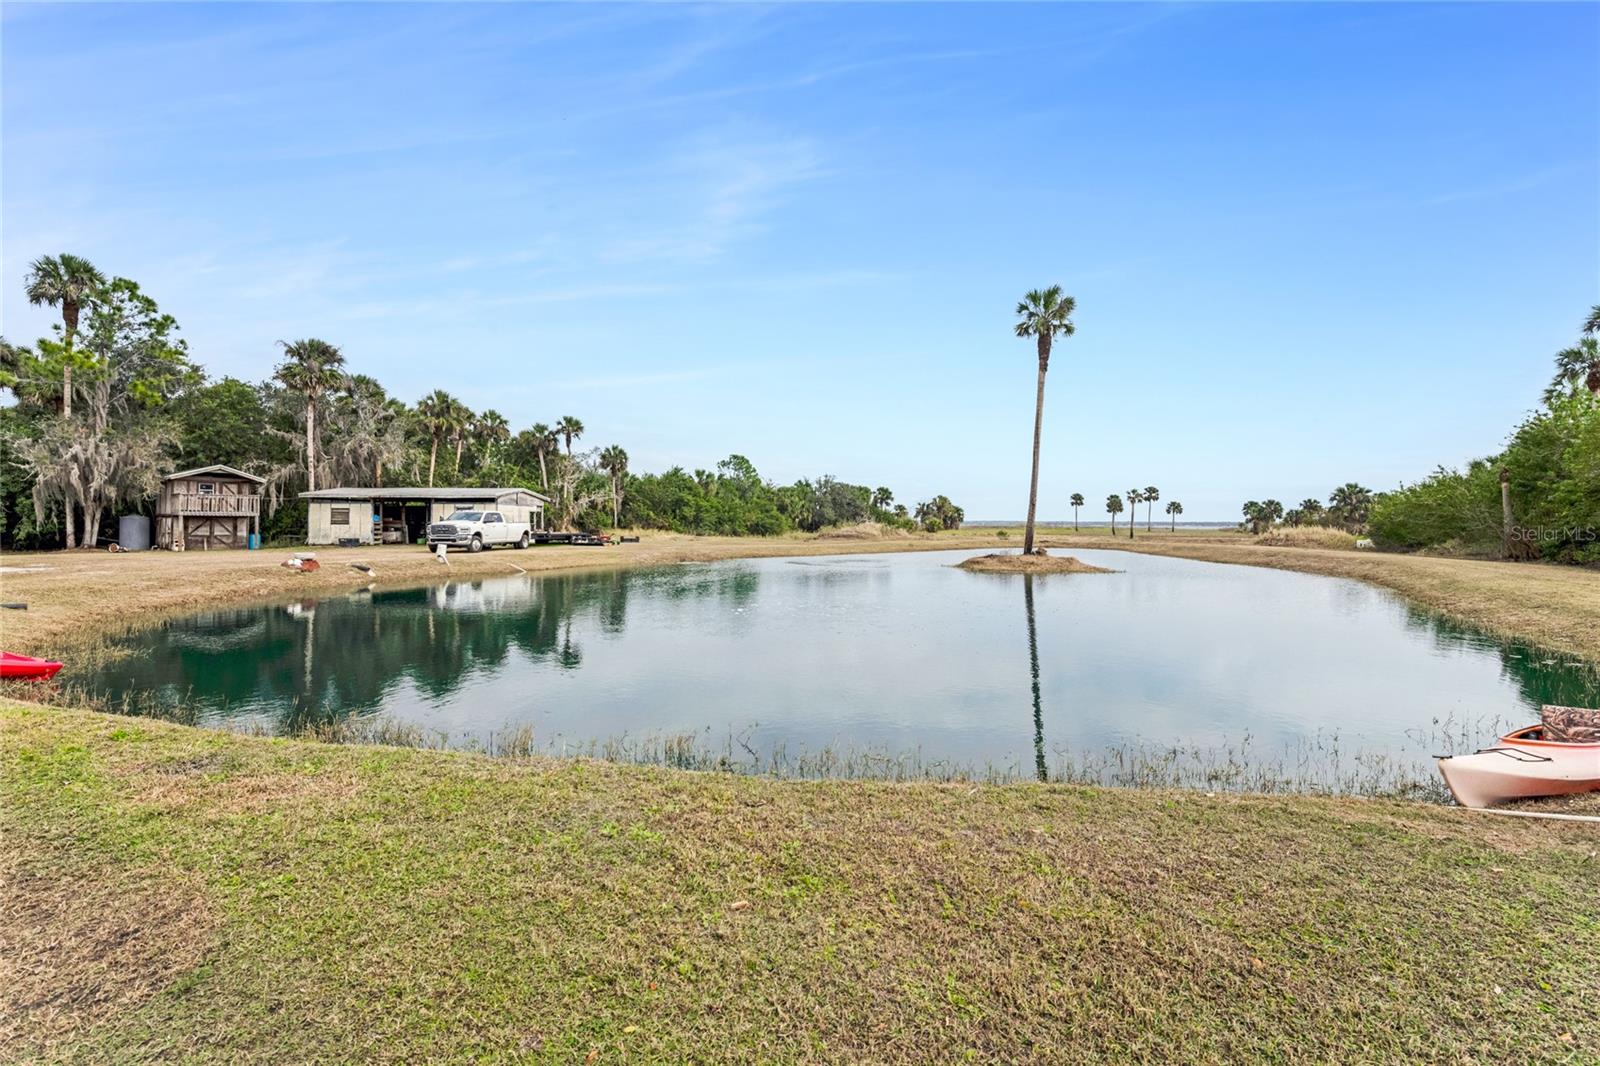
{"left": 0, "top": 857, "right": 216, "bottom": 1052}
{"left": 1252, "top": 526, "right": 1360, "bottom": 550}
{"left": 815, "top": 520, "right": 916, "bottom": 540}
{"left": 131, "top": 767, "right": 364, "bottom": 817}
{"left": 956, "top": 550, "right": 1115, "bottom": 574}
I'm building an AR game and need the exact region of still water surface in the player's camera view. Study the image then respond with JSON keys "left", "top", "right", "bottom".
{"left": 85, "top": 549, "right": 1597, "bottom": 788}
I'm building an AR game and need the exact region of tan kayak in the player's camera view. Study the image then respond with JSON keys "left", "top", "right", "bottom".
{"left": 1438, "top": 724, "right": 1600, "bottom": 809}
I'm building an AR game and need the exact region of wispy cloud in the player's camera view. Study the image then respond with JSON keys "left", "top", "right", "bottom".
{"left": 1422, "top": 163, "right": 1589, "bottom": 206}
{"left": 599, "top": 134, "right": 827, "bottom": 264}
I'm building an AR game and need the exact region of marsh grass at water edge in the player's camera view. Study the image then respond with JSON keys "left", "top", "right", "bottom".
{"left": 27, "top": 681, "right": 1546, "bottom": 803}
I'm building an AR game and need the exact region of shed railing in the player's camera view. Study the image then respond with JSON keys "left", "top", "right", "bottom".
{"left": 168, "top": 492, "right": 262, "bottom": 517}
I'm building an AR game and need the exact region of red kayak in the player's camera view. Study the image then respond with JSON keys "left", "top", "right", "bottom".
{"left": 0, "top": 651, "right": 63, "bottom": 681}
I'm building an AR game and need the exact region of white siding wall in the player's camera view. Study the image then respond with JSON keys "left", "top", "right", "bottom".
{"left": 307, "top": 500, "right": 375, "bottom": 544}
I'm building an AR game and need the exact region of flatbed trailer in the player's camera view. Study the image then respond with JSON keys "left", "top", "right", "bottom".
{"left": 532, "top": 531, "right": 612, "bottom": 546}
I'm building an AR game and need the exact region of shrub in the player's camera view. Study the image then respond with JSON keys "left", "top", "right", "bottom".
{"left": 1366, "top": 392, "right": 1599, "bottom": 561}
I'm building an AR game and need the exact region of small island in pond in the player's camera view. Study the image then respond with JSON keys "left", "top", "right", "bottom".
{"left": 957, "top": 550, "right": 1116, "bottom": 575}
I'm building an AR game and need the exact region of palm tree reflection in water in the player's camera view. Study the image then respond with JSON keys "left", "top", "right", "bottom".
{"left": 1024, "top": 575, "right": 1048, "bottom": 782}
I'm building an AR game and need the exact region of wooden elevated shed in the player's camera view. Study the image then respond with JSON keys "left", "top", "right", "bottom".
{"left": 156, "top": 465, "right": 265, "bottom": 550}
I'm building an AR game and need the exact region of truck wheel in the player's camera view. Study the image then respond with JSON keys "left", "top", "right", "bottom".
{"left": 518, "top": 532, "right": 530, "bottom": 549}
{"left": 469, "top": 535, "right": 484, "bottom": 553}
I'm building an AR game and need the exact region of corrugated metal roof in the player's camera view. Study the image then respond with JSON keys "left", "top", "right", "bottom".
{"left": 298, "top": 487, "right": 549, "bottom": 503}
{"left": 166, "top": 464, "right": 266, "bottom": 483}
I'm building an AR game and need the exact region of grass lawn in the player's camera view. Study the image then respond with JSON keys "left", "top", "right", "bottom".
{"left": 5, "top": 704, "right": 1596, "bottom": 1063}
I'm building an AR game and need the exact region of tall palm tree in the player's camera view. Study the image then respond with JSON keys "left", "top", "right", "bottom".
{"left": 557, "top": 415, "right": 585, "bottom": 455}
{"left": 274, "top": 339, "right": 346, "bottom": 493}
{"left": 599, "top": 445, "right": 629, "bottom": 527}
{"left": 416, "top": 389, "right": 459, "bottom": 487}
{"left": 528, "top": 422, "right": 554, "bottom": 490}
{"left": 1143, "top": 485, "right": 1159, "bottom": 531}
{"left": 1547, "top": 336, "right": 1600, "bottom": 403}
{"left": 1013, "top": 285, "right": 1076, "bottom": 555}
{"left": 475, "top": 409, "right": 510, "bottom": 469}
{"left": 1126, "top": 489, "right": 1142, "bottom": 539}
{"left": 1070, "top": 492, "right": 1084, "bottom": 531}
{"left": 1298, "top": 498, "right": 1325, "bottom": 525}
{"left": 1165, "top": 499, "right": 1183, "bottom": 531}
{"left": 24, "top": 253, "right": 105, "bottom": 418}
{"left": 1584, "top": 305, "right": 1600, "bottom": 335}
{"left": 1106, "top": 493, "right": 1123, "bottom": 534}
{"left": 872, "top": 487, "right": 893, "bottom": 513}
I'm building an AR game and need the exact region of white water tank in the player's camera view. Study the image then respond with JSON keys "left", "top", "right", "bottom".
{"left": 118, "top": 514, "right": 151, "bottom": 551}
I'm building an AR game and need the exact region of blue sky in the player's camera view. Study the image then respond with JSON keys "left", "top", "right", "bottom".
{"left": 3, "top": 3, "right": 1596, "bottom": 520}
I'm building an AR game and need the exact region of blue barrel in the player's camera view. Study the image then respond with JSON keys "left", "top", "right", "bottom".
{"left": 248, "top": 533, "right": 261, "bottom": 550}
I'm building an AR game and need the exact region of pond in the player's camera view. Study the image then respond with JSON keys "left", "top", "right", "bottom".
{"left": 82, "top": 549, "right": 1598, "bottom": 795}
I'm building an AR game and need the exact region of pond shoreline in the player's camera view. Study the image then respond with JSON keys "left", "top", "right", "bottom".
{"left": 3, "top": 524, "right": 1600, "bottom": 665}
{"left": 4, "top": 528, "right": 1596, "bottom": 664}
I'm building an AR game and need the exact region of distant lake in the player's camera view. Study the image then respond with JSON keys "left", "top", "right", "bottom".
{"left": 967, "top": 520, "right": 1237, "bottom": 529}
{"left": 83, "top": 549, "right": 1597, "bottom": 793}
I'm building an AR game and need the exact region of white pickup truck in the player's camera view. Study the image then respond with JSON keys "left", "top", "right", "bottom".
{"left": 426, "top": 509, "right": 532, "bottom": 553}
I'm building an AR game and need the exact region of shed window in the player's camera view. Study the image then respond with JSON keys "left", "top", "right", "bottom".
{"left": 198, "top": 482, "right": 216, "bottom": 496}
{"left": 330, "top": 507, "right": 351, "bottom": 526}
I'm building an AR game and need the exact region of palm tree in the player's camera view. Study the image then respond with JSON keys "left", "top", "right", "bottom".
{"left": 1143, "top": 486, "right": 1159, "bottom": 531}
{"left": 1327, "top": 483, "right": 1373, "bottom": 532}
{"left": 599, "top": 445, "right": 629, "bottom": 527}
{"left": 445, "top": 397, "right": 474, "bottom": 473}
{"left": 1126, "top": 489, "right": 1142, "bottom": 539}
{"left": 1070, "top": 492, "right": 1084, "bottom": 531}
{"left": 1165, "top": 499, "right": 1183, "bottom": 531}
{"left": 24, "top": 253, "right": 106, "bottom": 418}
{"left": 416, "top": 389, "right": 459, "bottom": 487}
{"left": 1584, "top": 305, "right": 1600, "bottom": 335}
{"left": 475, "top": 409, "right": 510, "bottom": 469}
{"left": 528, "top": 422, "right": 554, "bottom": 490}
{"left": 557, "top": 415, "right": 585, "bottom": 455}
{"left": 274, "top": 339, "right": 346, "bottom": 493}
{"left": 1298, "top": 498, "right": 1325, "bottom": 525}
{"left": 1241, "top": 500, "right": 1282, "bottom": 535}
{"left": 872, "top": 487, "right": 893, "bottom": 514}
{"left": 1547, "top": 336, "right": 1600, "bottom": 403}
{"left": 1106, "top": 493, "right": 1123, "bottom": 534}
{"left": 1013, "top": 285, "right": 1077, "bottom": 555}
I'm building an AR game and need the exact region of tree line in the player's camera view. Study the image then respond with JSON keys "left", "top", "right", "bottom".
{"left": 0, "top": 254, "right": 964, "bottom": 548}
{"left": 1233, "top": 307, "right": 1599, "bottom": 563}
{"left": 1235, "top": 484, "right": 1376, "bottom": 536}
